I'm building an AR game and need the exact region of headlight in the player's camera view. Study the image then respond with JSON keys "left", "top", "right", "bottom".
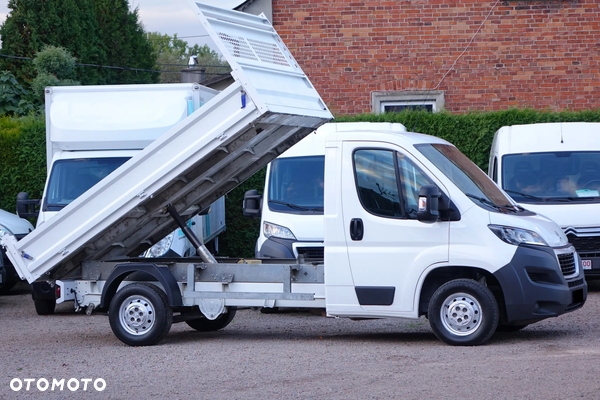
{"left": 488, "top": 225, "right": 549, "bottom": 247}
{"left": 264, "top": 222, "right": 296, "bottom": 240}
{"left": 144, "top": 233, "right": 174, "bottom": 258}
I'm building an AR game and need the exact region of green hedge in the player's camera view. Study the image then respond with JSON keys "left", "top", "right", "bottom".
{"left": 219, "top": 108, "right": 600, "bottom": 257}
{"left": 3, "top": 109, "right": 600, "bottom": 258}
{"left": 0, "top": 115, "right": 46, "bottom": 213}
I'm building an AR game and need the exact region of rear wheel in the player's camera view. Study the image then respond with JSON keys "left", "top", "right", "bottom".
{"left": 428, "top": 279, "right": 499, "bottom": 346}
{"left": 184, "top": 307, "right": 237, "bottom": 332}
{"left": 34, "top": 297, "right": 56, "bottom": 315}
{"left": 108, "top": 283, "right": 172, "bottom": 346}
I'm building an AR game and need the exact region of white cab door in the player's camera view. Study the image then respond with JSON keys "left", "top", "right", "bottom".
{"left": 341, "top": 142, "right": 450, "bottom": 313}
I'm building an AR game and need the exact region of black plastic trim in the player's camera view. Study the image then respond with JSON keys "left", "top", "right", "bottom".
{"left": 355, "top": 286, "right": 396, "bottom": 306}
{"left": 257, "top": 237, "right": 295, "bottom": 259}
{"left": 99, "top": 263, "right": 182, "bottom": 310}
{"left": 493, "top": 244, "right": 587, "bottom": 324}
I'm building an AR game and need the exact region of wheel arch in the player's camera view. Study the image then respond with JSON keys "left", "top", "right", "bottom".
{"left": 99, "top": 263, "right": 182, "bottom": 310}
{"left": 418, "top": 266, "right": 506, "bottom": 320}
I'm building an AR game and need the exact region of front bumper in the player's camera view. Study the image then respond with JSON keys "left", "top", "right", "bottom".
{"left": 494, "top": 244, "right": 587, "bottom": 325}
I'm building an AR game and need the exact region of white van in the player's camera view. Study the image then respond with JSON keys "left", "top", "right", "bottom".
{"left": 0, "top": 208, "right": 34, "bottom": 293}
{"left": 250, "top": 123, "right": 406, "bottom": 261}
{"left": 488, "top": 122, "right": 600, "bottom": 278}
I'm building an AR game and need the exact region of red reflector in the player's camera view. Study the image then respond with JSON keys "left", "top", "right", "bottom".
{"left": 56, "top": 285, "right": 60, "bottom": 299}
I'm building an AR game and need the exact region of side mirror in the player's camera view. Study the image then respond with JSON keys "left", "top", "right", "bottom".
{"left": 417, "top": 185, "right": 441, "bottom": 223}
{"left": 243, "top": 189, "right": 262, "bottom": 218}
{"left": 16, "top": 192, "right": 40, "bottom": 219}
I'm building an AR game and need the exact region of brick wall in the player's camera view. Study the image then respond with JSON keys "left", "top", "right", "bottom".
{"left": 272, "top": 0, "right": 600, "bottom": 115}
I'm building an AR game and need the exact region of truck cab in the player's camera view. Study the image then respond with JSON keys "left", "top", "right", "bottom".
{"left": 488, "top": 122, "right": 600, "bottom": 278}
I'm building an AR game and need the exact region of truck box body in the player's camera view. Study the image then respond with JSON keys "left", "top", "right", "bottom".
{"left": 44, "top": 83, "right": 216, "bottom": 172}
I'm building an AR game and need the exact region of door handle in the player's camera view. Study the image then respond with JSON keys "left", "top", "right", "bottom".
{"left": 350, "top": 218, "right": 364, "bottom": 241}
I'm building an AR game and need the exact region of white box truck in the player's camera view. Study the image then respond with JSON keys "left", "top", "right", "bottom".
{"left": 0, "top": 4, "right": 587, "bottom": 347}
{"left": 488, "top": 122, "right": 600, "bottom": 278}
{"left": 0, "top": 209, "right": 34, "bottom": 293}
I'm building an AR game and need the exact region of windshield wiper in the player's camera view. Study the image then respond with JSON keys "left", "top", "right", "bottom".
{"left": 504, "top": 190, "right": 547, "bottom": 202}
{"left": 268, "top": 199, "right": 322, "bottom": 212}
{"left": 465, "top": 193, "right": 517, "bottom": 212}
{"left": 551, "top": 196, "right": 599, "bottom": 202}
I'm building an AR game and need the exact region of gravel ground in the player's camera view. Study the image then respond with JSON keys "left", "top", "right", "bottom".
{"left": 1, "top": 280, "right": 599, "bottom": 400}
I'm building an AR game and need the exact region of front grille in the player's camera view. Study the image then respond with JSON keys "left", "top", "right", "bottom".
{"left": 558, "top": 253, "right": 576, "bottom": 276}
{"left": 567, "top": 234, "right": 600, "bottom": 254}
{"left": 578, "top": 252, "right": 600, "bottom": 258}
{"left": 297, "top": 247, "right": 324, "bottom": 261}
{"left": 568, "top": 278, "right": 584, "bottom": 288}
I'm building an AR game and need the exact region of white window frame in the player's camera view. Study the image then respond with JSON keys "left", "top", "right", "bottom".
{"left": 372, "top": 90, "right": 445, "bottom": 114}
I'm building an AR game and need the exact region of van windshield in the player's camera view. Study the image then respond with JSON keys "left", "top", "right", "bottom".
{"left": 416, "top": 144, "right": 517, "bottom": 212}
{"left": 45, "top": 157, "right": 130, "bottom": 211}
{"left": 502, "top": 151, "right": 600, "bottom": 203}
{"left": 268, "top": 155, "right": 324, "bottom": 214}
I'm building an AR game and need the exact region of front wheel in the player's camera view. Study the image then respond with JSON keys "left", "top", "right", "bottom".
{"left": 428, "top": 279, "right": 499, "bottom": 346}
{"left": 108, "top": 283, "right": 173, "bottom": 346}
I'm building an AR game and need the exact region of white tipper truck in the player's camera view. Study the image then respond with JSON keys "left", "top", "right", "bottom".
{"left": 0, "top": 3, "right": 587, "bottom": 347}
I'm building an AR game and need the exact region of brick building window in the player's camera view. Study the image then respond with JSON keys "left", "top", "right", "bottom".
{"left": 372, "top": 90, "right": 445, "bottom": 114}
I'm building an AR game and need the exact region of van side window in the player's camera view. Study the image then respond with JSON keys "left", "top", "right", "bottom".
{"left": 492, "top": 157, "right": 498, "bottom": 183}
{"left": 354, "top": 150, "right": 403, "bottom": 218}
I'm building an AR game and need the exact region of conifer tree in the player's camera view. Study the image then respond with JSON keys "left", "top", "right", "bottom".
{"left": 0, "top": 0, "right": 158, "bottom": 85}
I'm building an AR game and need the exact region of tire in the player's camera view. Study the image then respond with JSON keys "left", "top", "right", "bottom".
{"left": 0, "top": 277, "right": 18, "bottom": 295}
{"left": 184, "top": 307, "right": 237, "bottom": 332}
{"left": 428, "top": 279, "right": 499, "bottom": 346}
{"left": 108, "top": 283, "right": 173, "bottom": 346}
{"left": 34, "top": 297, "right": 56, "bottom": 315}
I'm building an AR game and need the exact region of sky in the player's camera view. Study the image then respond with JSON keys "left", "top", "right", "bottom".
{"left": 0, "top": 0, "right": 239, "bottom": 50}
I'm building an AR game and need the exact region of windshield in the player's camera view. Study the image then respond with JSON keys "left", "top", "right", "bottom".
{"left": 416, "top": 143, "right": 516, "bottom": 211}
{"left": 45, "top": 157, "right": 130, "bottom": 211}
{"left": 267, "top": 155, "right": 324, "bottom": 213}
{"left": 502, "top": 151, "right": 600, "bottom": 203}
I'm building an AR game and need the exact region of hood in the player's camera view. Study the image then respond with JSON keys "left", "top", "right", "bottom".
{"left": 515, "top": 202, "right": 600, "bottom": 229}
{"left": 489, "top": 211, "right": 568, "bottom": 248}
{"left": 0, "top": 209, "right": 34, "bottom": 236}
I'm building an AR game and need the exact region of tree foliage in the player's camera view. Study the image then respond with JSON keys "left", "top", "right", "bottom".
{"left": 0, "top": 71, "right": 35, "bottom": 115}
{"left": 0, "top": 0, "right": 158, "bottom": 86}
{"left": 147, "top": 32, "right": 229, "bottom": 83}
{"left": 30, "top": 46, "right": 80, "bottom": 100}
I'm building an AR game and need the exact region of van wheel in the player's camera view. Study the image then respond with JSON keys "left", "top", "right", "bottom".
{"left": 109, "top": 283, "right": 172, "bottom": 346}
{"left": 184, "top": 307, "right": 237, "bottom": 331}
{"left": 428, "top": 279, "right": 499, "bottom": 346}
